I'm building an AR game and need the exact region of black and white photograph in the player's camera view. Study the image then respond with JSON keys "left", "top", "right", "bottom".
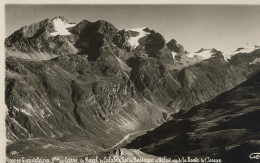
{"left": 3, "top": 1, "right": 260, "bottom": 163}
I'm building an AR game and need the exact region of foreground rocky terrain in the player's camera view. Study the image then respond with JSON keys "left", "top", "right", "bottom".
{"left": 5, "top": 16, "right": 260, "bottom": 159}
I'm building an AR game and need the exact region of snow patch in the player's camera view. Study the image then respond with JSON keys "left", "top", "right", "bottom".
{"left": 250, "top": 58, "right": 260, "bottom": 65}
{"left": 39, "top": 109, "right": 46, "bottom": 118}
{"left": 223, "top": 52, "right": 234, "bottom": 61}
{"left": 21, "top": 109, "right": 32, "bottom": 116}
{"left": 9, "top": 151, "right": 18, "bottom": 155}
{"left": 112, "top": 43, "right": 117, "bottom": 47}
{"left": 171, "top": 52, "right": 177, "bottom": 59}
{"left": 234, "top": 46, "right": 259, "bottom": 54}
{"left": 187, "top": 49, "right": 213, "bottom": 60}
{"left": 42, "top": 144, "right": 54, "bottom": 149}
{"left": 10, "top": 117, "right": 30, "bottom": 134}
{"left": 223, "top": 46, "right": 260, "bottom": 60}
{"left": 126, "top": 27, "right": 150, "bottom": 48}
{"left": 13, "top": 106, "right": 32, "bottom": 116}
{"left": 36, "top": 122, "right": 48, "bottom": 136}
{"left": 50, "top": 18, "right": 76, "bottom": 36}
{"left": 116, "top": 56, "right": 132, "bottom": 72}
{"left": 6, "top": 139, "right": 14, "bottom": 145}
{"left": 13, "top": 106, "right": 19, "bottom": 111}
{"left": 22, "top": 103, "right": 35, "bottom": 116}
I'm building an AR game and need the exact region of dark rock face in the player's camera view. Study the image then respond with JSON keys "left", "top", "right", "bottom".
{"left": 74, "top": 20, "right": 119, "bottom": 60}
{"left": 125, "top": 71, "right": 260, "bottom": 163}
{"left": 166, "top": 39, "right": 185, "bottom": 54}
{"left": 113, "top": 30, "right": 131, "bottom": 51}
{"left": 5, "top": 16, "right": 260, "bottom": 158}
{"left": 144, "top": 32, "right": 166, "bottom": 57}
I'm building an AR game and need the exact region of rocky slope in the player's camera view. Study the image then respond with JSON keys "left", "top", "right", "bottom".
{"left": 6, "top": 54, "right": 169, "bottom": 156}
{"left": 125, "top": 71, "right": 260, "bottom": 163}
{"left": 5, "top": 16, "right": 260, "bottom": 157}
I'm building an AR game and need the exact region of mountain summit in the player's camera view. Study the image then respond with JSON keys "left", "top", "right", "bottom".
{"left": 50, "top": 16, "right": 76, "bottom": 36}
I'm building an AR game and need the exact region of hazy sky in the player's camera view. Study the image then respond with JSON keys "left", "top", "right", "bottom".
{"left": 5, "top": 5, "right": 260, "bottom": 52}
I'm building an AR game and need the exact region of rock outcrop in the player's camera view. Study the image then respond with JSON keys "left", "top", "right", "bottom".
{"left": 166, "top": 39, "right": 185, "bottom": 54}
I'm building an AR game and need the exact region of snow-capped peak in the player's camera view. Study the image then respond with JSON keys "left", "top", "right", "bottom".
{"left": 186, "top": 48, "right": 216, "bottom": 60}
{"left": 50, "top": 17, "right": 76, "bottom": 36}
{"left": 223, "top": 45, "right": 260, "bottom": 60}
{"left": 234, "top": 46, "right": 259, "bottom": 53}
{"left": 126, "top": 27, "right": 150, "bottom": 48}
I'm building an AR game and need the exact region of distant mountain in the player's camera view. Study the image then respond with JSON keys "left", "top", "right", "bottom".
{"left": 125, "top": 71, "right": 260, "bottom": 163}
{"left": 5, "top": 16, "right": 260, "bottom": 158}
{"left": 186, "top": 48, "right": 219, "bottom": 60}
{"left": 223, "top": 46, "right": 260, "bottom": 61}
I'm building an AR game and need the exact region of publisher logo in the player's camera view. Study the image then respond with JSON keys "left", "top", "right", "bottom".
{"left": 249, "top": 153, "right": 260, "bottom": 159}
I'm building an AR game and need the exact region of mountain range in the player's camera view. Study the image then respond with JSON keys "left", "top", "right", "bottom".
{"left": 5, "top": 16, "right": 260, "bottom": 161}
